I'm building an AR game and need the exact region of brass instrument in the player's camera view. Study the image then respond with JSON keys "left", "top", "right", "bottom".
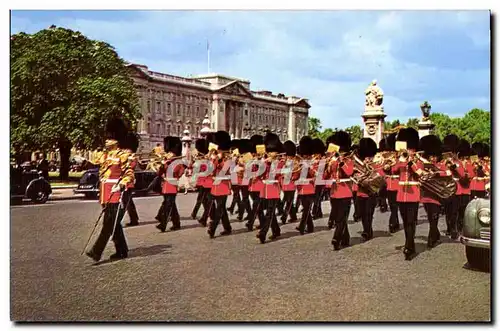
{"left": 413, "top": 152, "right": 457, "bottom": 200}
{"left": 350, "top": 154, "right": 386, "bottom": 195}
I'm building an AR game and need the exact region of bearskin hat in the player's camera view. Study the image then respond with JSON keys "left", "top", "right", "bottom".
{"left": 283, "top": 140, "right": 297, "bottom": 156}
{"left": 264, "top": 132, "right": 281, "bottom": 153}
{"left": 325, "top": 134, "right": 335, "bottom": 147}
{"left": 457, "top": 138, "right": 472, "bottom": 158}
{"left": 419, "top": 135, "right": 442, "bottom": 157}
{"left": 250, "top": 134, "right": 264, "bottom": 147}
{"left": 239, "top": 139, "right": 252, "bottom": 154}
{"left": 230, "top": 139, "right": 241, "bottom": 152}
{"left": 214, "top": 130, "right": 231, "bottom": 151}
{"left": 164, "top": 136, "right": 182, "bottom": 156}
{"left": 378, "top": 138, "right": 387, "bottom": 152}
{"left": 471, "top": 142, "right": 483, "bottom": 157}
{"left": 329, "top": 131, "right": 351, "bottom": 153}
{"left": 482, "top": 143, "right": 490, "bottom": 158}
{"left": 312, "top": 138, "right": 326, "bottom": 156}
{"left": 105, "top": 117, "right": 129, "bottom": 144}
{"left": 299, "top": 136, "right": 314, "bottom": 156}
{"left": 358, "top": 138, "right": 377, "bottom": 159}
{"left": 121, "top": 132, "right": 140, "bottom": 153}
{"left": 195, "top": 138, "right": 208, "bottom": 154}
{"left": 205, "top": 132, "right": 216, "bottom": 144}
{"left": 396, "top": 127, "right": 419, "bottom": 151}
{"left": 386, "top": 133, "right": 397, "bottom": 152}
{"left": 443, "top": 134, "right": 460, "bottom": 153}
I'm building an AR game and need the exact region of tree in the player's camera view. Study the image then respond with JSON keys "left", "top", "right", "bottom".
{"left": 308, "top": 116, "right": 322, "bottom": 139}
{"left": 345, "top": 125, "right": 363, "bottom": 145}
{"left": 406, "top": 118, "right": 419, "bottom": 129}
{"left": 459, "top": 108, "right": 490, "bottom": 144}
{"left": 11, "top": 26, "right": 140, "bottom": 180}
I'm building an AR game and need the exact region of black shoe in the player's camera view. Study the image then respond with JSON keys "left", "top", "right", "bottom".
{"left": 85, "top": 250, "right": 100, "bottom": 262}
{"left": 361, "top": 233, "right": 370, "bottom": 242}
{"left": 170, "top": 226, "right": 181, "bottom": 231}
{"left": 306, "top": 228, "right": 314, "bottom": 233}
{"left": 244, "top": 216, "right": 251, "bottom": 221}
{"left": 257, "top": 233, "right": 266, "bottom": 244}
{"left": 126, "top": 222, "right": 139, "bottom": 227}
{"left": 445, "top": 230, "right": 451, "bottom": 236}
{"left": 110, "top": 252, "right": 128, "bottom": 260}
{"left": 156, "top": 224, "right": 166, "bottom": 232}
{"left": 190, "top": 213, "right": 197, "bottom": 220}
{"left": 380, "top": 205, "right": 388, "bottom": 213}
{"left": 281, "top": 218, "right": 286, "bottom": 224}
{"left": 296, "top": 226, "right": 304, "bottom": 235}
{"left": 256, "top": 224, "right": 261, "bottom": 230}
{"left": 331, "top": 239, "right": 340, "bottom": 250}
{"left": 328, "top": 221, "right": 333, "bottom": 229}
{"left": 198, "top": 219, "right": 207, "bottom": 227}
{"left": 245, "top": 222, "right": 253, "bottom": 232}
{"left": 207, "top": 229, "right": 215, "bottom": 239}
{"left": 228, "top": 209, "right": 234, "bottom": 215}
{"left": 269, "top": 233, "right": 280, "bottom": 240}
{"left": 451, "top": 232, "right": 458, "bottom": 240}
{"left": 289, "top": 218, "right": 298, "bottom": 223}
{"left": 220, "top": 230, "right": 232, "bottom": 236}
{"left": 404, "top": 248, "right": 414, "bottom": 260}
{"left": 236, "top": 216, "right": 243, "bottom": 221}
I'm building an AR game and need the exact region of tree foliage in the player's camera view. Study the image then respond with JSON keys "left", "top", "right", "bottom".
{"left": 11, "top": 26, "right": 141, "bottom": 178}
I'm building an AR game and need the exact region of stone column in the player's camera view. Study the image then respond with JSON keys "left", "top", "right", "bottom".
{"left": 417, "top": 101, "right": 435, "bottom": 138}
{"left": 288, "top": 106, "right": 296, "bottom": 142}
{"left": 362, "top": 80, "right": 386, "bottom": 147}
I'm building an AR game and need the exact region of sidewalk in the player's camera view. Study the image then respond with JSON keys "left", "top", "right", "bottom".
{"left": 49, "top": 188, "right": 84, "bottom": 201}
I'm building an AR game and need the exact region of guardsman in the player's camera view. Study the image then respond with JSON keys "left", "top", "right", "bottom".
{"left": 236, "top": 139, "right": 253, "bottom": 221}
{"left": 356, "top": 138, "right": 379, "bottom": 242}
{"left": 156, "top": 136, "right": 185, "bottom": 232}
{"left": 86, "top": 118, "right": 134, "bottom": 262}
{"left": 256, "top": 133, "right": 283, "bottom": 243}
{"left": 326, "top": 131, "right": 354, "bottom": 250}
{"left": 456, "top": 139, "right": 474, "bottom": 233}
{"left": 246, "top": 135, "right": 265, "bottom": 231}
{"left": 350, "top": 144, "right": 361, "bottom": 223}
{"left": 198, "top": 133, "right": 217, "bottom": 227}
{"left": 120, "top": 132, "right": 140, "bottom": 227}
{"left": 419, "top": 135, "right": 448, "bottom": 248}
{"left": 441, "top": 134, "right": 460, "bottom": 238}
{"left": 311, "top": 138, "right": 326, "bottom": 220}
{"left": 470, "top": 142, "right": 488, "bottom": 199}
{"left": 295, "top": 136, "right": 316, "bottom": 235}
{"left": 280, "top": 140, "right": 299, "bottom": 224}
{"left": 228, "top": 139, "right": 243, "bottom": 216}
{"left": 392, "top": 128, "right": 424, "bottom": 260}
{"left": 191, "top": 138, "right": 209, "bottom": 223}
{"left": 207, "top": 131, "right": 233, "bottom": 238}
{"left": 381, "top": 133, "right": 400, "bottom": 233}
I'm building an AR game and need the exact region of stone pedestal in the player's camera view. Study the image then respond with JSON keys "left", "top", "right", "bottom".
{"left": 362, "top": 106, "right": 386, "bottom": 147}
{"left": 138, "top": 132, "right": 151, "bottom": 153}
{"left": 417, "top": 119, "right": 435, "bottom": 138}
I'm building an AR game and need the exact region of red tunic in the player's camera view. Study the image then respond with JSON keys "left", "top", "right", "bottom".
{"left": 329, "top": 159, "right": 354, "bottom": 199}
{"left": 260, "top": 161, "right": 281, "bottom": 199}
{"left": 393, "top": 160, "right": 423, "bottom": 203}
{"left": 211, "top": 159, "right": 232, "bottom": 196}
{"left": 160, "top": 161, "right": 185, "bottom": 194}
{"left": 296, "top": 167, "right": 316, "bottom": 196}
{"left": 450, "top": 160, "right": 472, "bottom": 195}
{"left": 383, "top": 165, "right": 399, "bottom": 191}
{"left": 470, "top": 162, "right": 488, "bottom": 192}
{"left": 420, "top": 162, "right": 449, "bottom": 205}
{"left": 280, "top": 158, "right": 297, "bottom": 192}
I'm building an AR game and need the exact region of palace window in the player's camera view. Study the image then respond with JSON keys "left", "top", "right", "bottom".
{"left": 187, "top": 105, "right": 191, "bottom": 116}
{"left": 167, "top": 125, "right": 171, "bottom": 135}
{"left": 196, "top": 106, "right": 200, "bottom": 117}
{"left": 167, "top": 103, "right": 171, "bottom": 115}
{"left": 177, "top": 104, "right": 181, "bottom": 116}
{"left": 205, "top": 108, "right": 208, "bottom": 115}
{"left": 147, "top": 101, "right": 151, "bottom": 113}
{"left": 177, "top": 125, "right": 181, "bottom": 134}
{"left": 245, "top": 108, "right": 248, "bottom": 116}
{"left": 156, "top": 123, "right": 160, "bottom": 134}
{"left": 157, "top": 102, "right": 161, "bottom": 113}
{"left": 147, "top": 122, "right": 150, "bottom": 132}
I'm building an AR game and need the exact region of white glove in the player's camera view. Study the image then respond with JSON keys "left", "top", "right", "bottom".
{"left": 111, "top": 184, "right": 121, "bottom": 193}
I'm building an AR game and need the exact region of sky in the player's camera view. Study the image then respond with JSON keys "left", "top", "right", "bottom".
{"left": 10, "top": 10, "right": 491, "bottom": 129}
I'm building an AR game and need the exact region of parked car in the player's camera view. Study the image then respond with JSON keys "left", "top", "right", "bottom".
{"left": 10, "top": 168, "right": 52, "bottom": 204}
{"left": 460, "top": 197, "right": 491, "bottom": 271}
{"left": 74, "top": 168, "right": 158, "bottom": 198}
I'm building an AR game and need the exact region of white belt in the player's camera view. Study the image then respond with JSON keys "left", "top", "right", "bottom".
{"left": 386, "top": 175, "right": 399, "bottom": 179}
{"left": 453, "top": 178, "right": 459, "bottom": 181}
{"left": 103, "top": 178, "right": 120, "bottom": 183}
{"left": 473, "top": 177, "right": 488, "bottom": 181}
{"left": 215, "top": 176, "right": 231, "bottom": 180}
{"left": 399, "top": 181, "right": 420, "bottom": 186}
{"left": 332, "top": 178, "right": 352, "bottom": 183}
{"left": 296, "top": 179, "right": 313, "bottom": 184}
{"left": 263, "top": 180, "right": 278, "bottom": 184}
{"left": 165, "top": 178, "right": 178, "bottom": 181}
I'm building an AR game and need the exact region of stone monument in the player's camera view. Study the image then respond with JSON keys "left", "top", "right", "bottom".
{"left": 181, "top": 128, "right": 192, "bottom": 157}
{"left": 362, "top": 80, "right": 386, "bottom": 146}
{"left": 417, "top": 101, "right": 435, "bottom": 138}
{"left": 199, "top": 114, "right": 213, "bottom": 138}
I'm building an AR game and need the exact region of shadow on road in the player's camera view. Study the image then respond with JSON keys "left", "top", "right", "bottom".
{"left": 92, "top": 244, "right": 172, "bottom": 266}
{"left": 393, "top": 242, "right": 428, "bottom": 260}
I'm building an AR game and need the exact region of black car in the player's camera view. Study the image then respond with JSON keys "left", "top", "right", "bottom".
{"left": 10, "top": 168, "right": 52, "bottom": 204}
{"left": 74, "top": 168, "right": 158, "bottom": 198}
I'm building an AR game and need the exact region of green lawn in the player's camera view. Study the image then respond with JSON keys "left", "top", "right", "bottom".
{"left": 49, "top": 171, "right": 84, "bottom": 183}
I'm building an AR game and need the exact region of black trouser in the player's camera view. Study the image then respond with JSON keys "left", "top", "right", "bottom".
{"left": 191, "top": 186, "right": 207, "bottom": 218}
{"left": 210, "top": 195, "right": 231, "bottom": 233}
{"left": 378, "top": 186, "right": 388, "bottom": 210}
{"left": 281, "top": 190, "right": 298, "bottom": 223}
{"left": 259, "top": 198, "right": 280, "bottom": 238}
{"left": 331, "top": 198, "right": 351, "bottom": 245}
{"left": 312, "top": 185, "right": 325, "bottom": 218}
{"left": 387, "top": 190, "right": 399, "bottom": 229}
{"left": 239, "top": 186, "right": 252, "bottom": 220}
{"left": 352, "top": 191, "right": 360, "bottom": 221}
{"left": 457, "top": 194, "right": 472, "bottom": 233}
{"left": 358, "top": 196, "right": 376, "bottom": 239}
{"left": 444, "top": 195, "right": 459, "bottom": 237}
{"left": 424, "top": 203, "right": 441, "bottom": 246}
{"left": 199, "top": 190, "right": 215, "bottom": 225}
{"left": 89, "top": 203, "right": 128, "bottom": 259}
{"left": 297, "top": 194, "right": 314, "bottom": 233}
{"left": 399, "top": 202, "right": 419, "bottom": 252}
{"left": 122, "top": 189, "right": 139, "bottom": 224}
{"left": 249, "top": 191, "right": 263, "bottom": 227}
{"left": 471, "top": 190, "right": 487, "bottom": 199}
{"left": 159, "top": 194, "right": 180, "bottom": 229}
{"left": 228, "top": 185, "right": 242, "bottom": 214}
{"left": 277, "top": 196, "right": 284, "bottom": 215}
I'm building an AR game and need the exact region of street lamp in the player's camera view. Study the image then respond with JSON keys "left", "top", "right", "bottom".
{"left": 420, "top": 101, "right": 431, "bottom": 119}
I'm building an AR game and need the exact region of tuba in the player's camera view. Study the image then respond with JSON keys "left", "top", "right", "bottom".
{"left": 414, "top": 152, "right": 457, "bottom": 200}
{"left": 351, "top": 154, "right": 386, "bottom": 195}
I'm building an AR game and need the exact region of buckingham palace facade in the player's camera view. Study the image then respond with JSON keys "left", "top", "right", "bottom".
{"left": 127, "top": 63, "right": 310, "bottom": 151}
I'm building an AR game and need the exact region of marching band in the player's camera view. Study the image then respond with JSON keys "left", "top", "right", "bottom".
{"left": 84, "top": 117, "right": 491, "bottom": 262}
